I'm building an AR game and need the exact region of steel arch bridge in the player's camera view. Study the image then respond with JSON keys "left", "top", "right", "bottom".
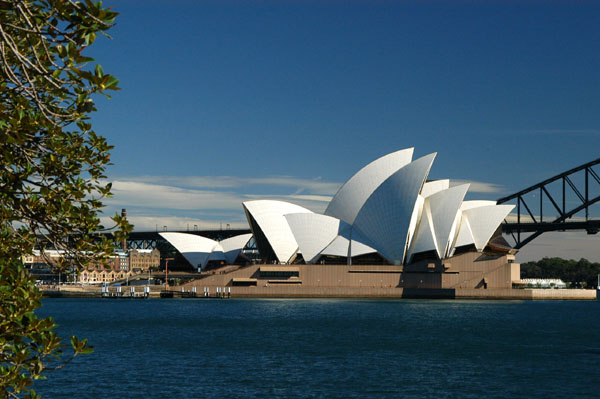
{"left": 498, "top": 157, "right": 600, "bottom": 249}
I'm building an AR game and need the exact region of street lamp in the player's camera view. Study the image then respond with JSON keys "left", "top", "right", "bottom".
{"left": 164, "top": 257, "right": 174, "bottom": 290}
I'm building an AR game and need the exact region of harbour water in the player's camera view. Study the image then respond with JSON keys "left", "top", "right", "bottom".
{"left": 36, "top": 298, "right": 600, "bottom": 398}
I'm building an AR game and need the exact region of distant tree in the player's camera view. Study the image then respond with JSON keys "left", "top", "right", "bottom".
{"left": 0, "top": 1, "right": 131, "bottom": 397}
{"left": 521, "top": 257, "right": 600, "bottom": 288}
{"left": 520, "top": 261, "right": 541, "bottom": 279}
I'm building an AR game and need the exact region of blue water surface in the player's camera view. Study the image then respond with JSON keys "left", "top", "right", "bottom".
{"left": 35, "top": 298, "right": 600, "bottom": 398}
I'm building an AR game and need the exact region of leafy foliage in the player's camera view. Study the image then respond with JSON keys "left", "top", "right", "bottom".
{"left": 521, "top": 257, "right": 600, "bottom": 288}
{"left": 1, "top": 260, "right": 89, "bottom": 398}
{"left": 0, "top": 1, "right": 130, "bottom": 396}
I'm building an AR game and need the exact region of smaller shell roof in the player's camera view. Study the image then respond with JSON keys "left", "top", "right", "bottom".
{"left": 462, "top": 204, "right": 515, "bottom": 251}
{"left": 320, "top": 230, "right": 376, "bottom": 258}
{"left": 429, "top": 184, "right": 470, "bottom": 258}
{"left": 159, "top": 232, "right": 218, "bottom": 270}
{"left": 453, "top": 200, "right": 498, "bottom": 249}
{"left": 408, "top": 184, "right": 470, "bottom": 261}
{"left": 160, "top": 232, "right": 252, "bottom": 268}
{"left": 243, "top": 200, "right": 313, "bottom": 263}
{"left": 284, "top": 213, "right": 342, "bottom": 264}
{"left": 421, "top": 179, "right": 450, "bottom": 198}
{"left": 220, "top": 233, "right": 253, "bottom": 264}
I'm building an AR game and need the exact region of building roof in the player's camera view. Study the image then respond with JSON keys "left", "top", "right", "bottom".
{"left": 408, "top": 184, "right": 470, "bottom": 261}
{"left": 353, "top": 153, "right": 436, "bottom": 264}
{"left": 320, "top": 233, "right": 376, "bottom": 258}
{"left": 324, "top": 148, "right": 414, "bottom": 225}
{"left": 159, "top": 232, "right": 218, "bottom": 270}
{"left": 219, "top": 233, "right": 253, "bottom": 264}
{"left": 243, "top": 200, "right": 312, "bottom": 263}
{"left": 461, "top": 204, "right": 514, "bottom": 251}
{"left": 159, "top": 232, "right": 252, "bottom": 269}
{"left": 284, "top": 213, "right": 343, "bottom": 264}
{"left": 150, "top": 148, "right": 518, "bottom": 267}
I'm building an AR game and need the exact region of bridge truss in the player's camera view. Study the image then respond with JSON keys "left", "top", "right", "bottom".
{"left": 498, "top": 158, "right": 600, "bottom": 249}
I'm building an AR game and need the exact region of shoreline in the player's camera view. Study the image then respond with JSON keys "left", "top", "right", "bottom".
{"left": 43, "top": 285, "right": 598, "bottom": 300}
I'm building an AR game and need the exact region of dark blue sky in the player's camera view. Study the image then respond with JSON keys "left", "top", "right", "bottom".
{"left": 89, "top": 1, "right": 600, "bottom": 261}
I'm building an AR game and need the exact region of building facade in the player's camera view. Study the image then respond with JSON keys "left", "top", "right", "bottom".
{"left": 23, "top": 248, "right": 160, "bottom": 284}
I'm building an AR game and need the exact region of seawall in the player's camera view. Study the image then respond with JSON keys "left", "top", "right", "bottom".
{"left": 44, "top": 285, "right": 597, "bottom": 300}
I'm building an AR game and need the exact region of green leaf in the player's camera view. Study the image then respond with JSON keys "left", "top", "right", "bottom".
{"left": 95, "top": 64, "right": 104, "bottom": 78}
{"left": 0, "top": 0, "right": 122, "bottom": 395}
{"left": 103, "top": 75, "right": 119, "bottom": 90}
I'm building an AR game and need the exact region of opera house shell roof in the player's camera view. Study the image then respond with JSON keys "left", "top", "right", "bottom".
{"left": 159, "top": 232, "right": 252, "bottom": 270}
{"left": 243, "top": 148, "right": 514, "bottom": 265}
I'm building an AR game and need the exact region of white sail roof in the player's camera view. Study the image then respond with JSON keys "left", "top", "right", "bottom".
{"left": 231, "top": 149, "right": 516, "bottom": 266}
{"left": 353, "top": 153, "right": 436, "bottom": 264}
{"left": 460, "top": 200, "right": 497, "bottom": 211}
{"left": 429, "top": 184, "right": 470, "bottom": 258}
{"left": 406, "top": 199, "right": 437, "bottom": 261}
{"left": 243, "top": 200, "right": 313, "bottom": 263}
{"left": 406, "top": 194, "right": 425, "bottom": 256}
{"left": 325, "top": 148, "right": 414, "bottom": 225}
{"left": 421, "top": 179, "right": 450, "bottom": 198}
{"left": 208, "top": 246, "right": 226, "bottom": 263}
{"left": 408, "top": 184, "right": 470, "bottom": 261}
{"left": 220, "top": 233, "right": 253, "bottom": 264}
{"left": 159, "top": 232, "right": 219, "bottom": 270}
{"left": 320, "top": 233, "right": 377, "bottom": 258}
{"left": 284, "top": 213, "right": 342, "bottom": 264}
{"left": 453, "top": 201, "right": 498, "bottom": 248}
{"left": 462, "top": 204, "right": 515, "bottom": 251}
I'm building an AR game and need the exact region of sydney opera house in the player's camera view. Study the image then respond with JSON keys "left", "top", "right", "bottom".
{"left": 163, "top": 148, "right": 523, "bottom": 296}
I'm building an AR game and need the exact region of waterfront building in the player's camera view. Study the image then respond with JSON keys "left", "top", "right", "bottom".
{"left": 23, "top": 248, "right": 160, "bottom": 284}
{"left": 129, "top": 248, "right": 161, "bottom": 273}
{"left": 243, "top": 148, "right": 514, "bottom": 267}
{"left": 164, "top": 148, "right": 524, "bottom": 293}
{"left": 79, "top": 249, "right": 160, "bottom": 284}
{"left": 518, "top": 278, "right": 567, "bottom": 289}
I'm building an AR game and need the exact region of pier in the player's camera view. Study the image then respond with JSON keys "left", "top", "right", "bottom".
{"left": 40, "top": 283, "right": 233, "bottom": 299}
